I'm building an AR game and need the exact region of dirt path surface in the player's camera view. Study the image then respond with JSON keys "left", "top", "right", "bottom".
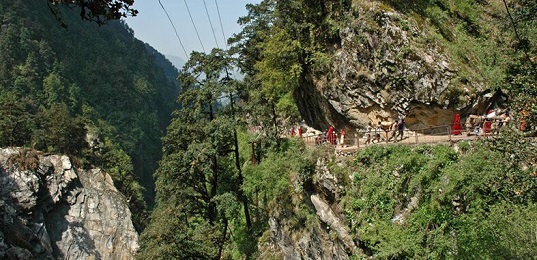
{"left": 302, "top": 130, "right": 488, "bottom": 155}
{"left": 335, "top": 134, "right": 479, "bottom": 154}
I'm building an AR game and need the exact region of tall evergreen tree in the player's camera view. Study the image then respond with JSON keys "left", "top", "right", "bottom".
{"left": 139, "top": 49, "right": 252, "bottom": 259}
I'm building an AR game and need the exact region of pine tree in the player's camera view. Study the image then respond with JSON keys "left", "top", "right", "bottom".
{"left": 139, "top": 49, "right": 252, "bottom": 259}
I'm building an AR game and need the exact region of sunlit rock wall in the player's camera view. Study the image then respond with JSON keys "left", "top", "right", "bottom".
{"left": 0, "top": 148, "right": 138, "bottom": 259}
{"left": 297, "top": 4, "right": 503, "bottom": 131}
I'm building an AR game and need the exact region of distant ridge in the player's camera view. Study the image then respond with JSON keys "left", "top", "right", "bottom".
{"left": 165, "top": 55, "right": 186, "bottom": 70}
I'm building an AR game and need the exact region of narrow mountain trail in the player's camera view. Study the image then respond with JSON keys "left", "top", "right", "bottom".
{"left": 300, "top": 127, "right": 490, "bottom": 156}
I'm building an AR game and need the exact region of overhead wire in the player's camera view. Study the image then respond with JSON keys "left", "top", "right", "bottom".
{"left": 184, "top": 0, "right": 206, "bottom": 53}
{"left": 158, "top": 0, "right": 237, "bottom": 77}
{"left": 213, "top": 0, "right": 239, "bottom": 81}
{"left": 202, "top": 0, "right": 220, "bottom": 49}
{"left": 158, "top": 0, "right": 189, "bottom": 59}
{"left": 214, "top": 0, "right": 228, "bottom": 49}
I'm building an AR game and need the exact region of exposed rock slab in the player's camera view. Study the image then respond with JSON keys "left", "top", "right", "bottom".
{"left": 263, "top": 216, "right": 348, "bottom": 260}
{"left": 310, "top": 194, "right": 357, "bottom": 254}
{"left": 259, "top": 158, "right": 361, "bottom": 259}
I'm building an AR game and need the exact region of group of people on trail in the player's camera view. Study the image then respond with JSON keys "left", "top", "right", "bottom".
{"left": 459, "top": 109, "right": 512, "bottom": 136}
{"left": 285, "top": 107, "right": 527, "bottom": 149}
{"left": 326, "top": 125, "right": 347, "bottom": 147}
{"left": 388, "top": 119, "right": 405, "bottom": 142}
{"left": 364, "top": 122, "right": 383, "bottom": 144}
{"left": 290, "top": 123, "right": 347, "bottom": 147}
{"left": 289, "top": 125, "right": 304, "bottom": 138}
{"left": 290, "top": 108, "right": 525, "bottom": 150}
{"left": 363, "top": 118, "right": 405, "bottom": 144}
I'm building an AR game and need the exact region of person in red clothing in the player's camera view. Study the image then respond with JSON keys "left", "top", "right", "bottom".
{"left": 483, "top": 110, "right": 493, "bottom": 134}
{"left": 452, "top": 114, "right": 463, "bottom": 135}
{"left": 327, "top": 125, "right": 335, "bottom": 145}
{"left": 483, "top": 121, "right": 492, "bottom": 133}
{"left": 298, "top": 126, "right": 303, "bottom": 138}
{"left": 290, "top": 126, "right": 295, "bottom": 136}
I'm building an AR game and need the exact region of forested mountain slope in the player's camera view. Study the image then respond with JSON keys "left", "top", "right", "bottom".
{"left": 138, "top": 0, "right": 536, "bottom": 259}
{"left": 0, "top": 0, "right": 179, "bottom": 230}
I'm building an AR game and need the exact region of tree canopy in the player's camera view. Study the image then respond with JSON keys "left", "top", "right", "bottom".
{"left": 47, "top": 0, "right": 138, "bottom": 26}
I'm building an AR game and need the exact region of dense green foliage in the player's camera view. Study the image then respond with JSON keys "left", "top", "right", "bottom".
{"left": 139, "top": 120, "right": 316, "bottom": 259}
{"left": 230, "top": 0, "right": 351, "bottom": 130}
{"left": 0, "top": 0, "right": 179, "bottom": 230}
{"left": 137, "top": 47, "right": 318, "bottom": 258}
{"left": 344, "top": 143, "right": 537, "bottom": 258}
{"left": 503, "top": 0, "right": 537, "bottom": 129}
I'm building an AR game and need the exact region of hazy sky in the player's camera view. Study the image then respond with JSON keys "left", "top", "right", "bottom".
{"left": 126, "top": 0, "right": 261, "bottom": 60}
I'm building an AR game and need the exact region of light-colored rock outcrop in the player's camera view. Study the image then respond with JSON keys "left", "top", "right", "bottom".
{"left": 0, "top": 147, "right": 138, "bottom": 259}
{"left": 263, "top": 216, "right": 349, "bottom": 260}
{"left": 296, "top": 4, "right": 506, "bottom": 131}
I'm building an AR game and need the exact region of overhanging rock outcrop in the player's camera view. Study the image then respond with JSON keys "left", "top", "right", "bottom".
{"left": 0, "top": 147, "right": 138, "bottom": 259}
{"left": 297, "top": 3, "right": 501, "bottom": 131}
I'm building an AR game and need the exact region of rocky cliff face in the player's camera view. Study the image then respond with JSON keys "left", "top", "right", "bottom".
{"left": 296, "top": 3, "right": 505, "bottom": 131}
{"left": 259, "top": 158, "right": 359, "bottom": 259}
{"left": 0, "top": 148, "right": 138, "bottom": 259}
